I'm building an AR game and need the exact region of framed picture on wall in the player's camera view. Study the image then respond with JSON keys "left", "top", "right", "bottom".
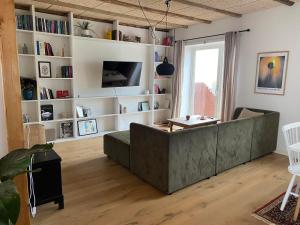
{"left": 77, "top": 119, "right": 98, "bottom": 136}
{"left": 38, "top": 61, "right": 52, "bottom": 78}
{"left": 255, "top": 51, "right": 289, "bottom": 95}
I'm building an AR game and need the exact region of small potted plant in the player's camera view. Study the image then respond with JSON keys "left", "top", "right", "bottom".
{"left": 76, "top": 21, "right": 94, "bottom": 38}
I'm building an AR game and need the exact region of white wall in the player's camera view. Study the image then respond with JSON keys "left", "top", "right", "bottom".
{"left": 73, "top": 37, "right": 152, "bottom": 97}
{"left": 176, "top": 3, "right": 300, "bottom": 155}
{"left": 0, "top": 64, "right": 8, "bottom": 157}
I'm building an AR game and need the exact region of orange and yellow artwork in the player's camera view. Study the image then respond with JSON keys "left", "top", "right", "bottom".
{"left": 255, "top": 52, "right": 289, "bottom": 95}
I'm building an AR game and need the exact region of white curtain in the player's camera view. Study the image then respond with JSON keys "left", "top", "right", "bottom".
{"left": 171, "top": 40, "right": 184, "bottom": 118}
{"left": 221, "top": 32, "right": 240, "bottom": 122}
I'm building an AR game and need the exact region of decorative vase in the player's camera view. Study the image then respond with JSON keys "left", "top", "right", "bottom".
{"left": 81, "top": 29, "right": 92, "bottom": 37}
{"left": 23, "top": 88, "right": 34, "bottom": 100}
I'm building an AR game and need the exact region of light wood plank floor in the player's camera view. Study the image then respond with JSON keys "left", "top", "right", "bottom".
{"left": 33, "top": 137, "right": 291, "bottom": 225}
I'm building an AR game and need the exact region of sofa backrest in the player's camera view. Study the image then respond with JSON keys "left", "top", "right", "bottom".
{"left": 130, "top": 123, "right": 218, "bottom": 194}
{"left": 231, "top": 107, "right": 280, "bottom": 160}
{"left": 168, "top": 125, "right": 218, "bottom": 193}
{"left": 216, "top": 118, "right": 254, "bottom": 173}
{"left": 232, "top": 107, "right": 275, "bottom": 120}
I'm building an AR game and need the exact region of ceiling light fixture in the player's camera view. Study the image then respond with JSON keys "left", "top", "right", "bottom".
{"left": 156, "top": 0, "right": 175, "bottom": 76}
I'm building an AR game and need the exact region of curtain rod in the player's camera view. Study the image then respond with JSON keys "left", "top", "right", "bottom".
{"left": 175, "top": 29, "right": 250, "bottom": 43}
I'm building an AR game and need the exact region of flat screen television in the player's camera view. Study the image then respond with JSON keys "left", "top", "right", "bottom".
{"left": 101, "top": 61, "right": 142, "bottom": 88}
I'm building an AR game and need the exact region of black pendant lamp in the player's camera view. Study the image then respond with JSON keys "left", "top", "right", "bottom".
{"left": 156, "top": 0, "right": 175, "bottom": 76}
{"left": 156, "top": 57, "right": 174, "bottom": 76}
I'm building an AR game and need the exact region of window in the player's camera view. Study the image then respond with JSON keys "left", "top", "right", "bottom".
{"left": 182, "top": 41, "right": 224, "bottom": 118}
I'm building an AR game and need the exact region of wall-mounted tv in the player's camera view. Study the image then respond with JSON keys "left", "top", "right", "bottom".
{"left": 101, "top": 61, "right": 142, "bottom": 88}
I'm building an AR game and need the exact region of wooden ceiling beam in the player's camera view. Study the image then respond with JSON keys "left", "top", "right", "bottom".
{"left": 172, "top": 0, "right": 242, "bottom": 18}
{"left": 98, "top": 0, "right": 211, "bottom": 24}
{"left": 33, "top": 0, "right": 187, "bottom": 28}
{"left": 273, "top": 0, "right": 295, "bottom": 6}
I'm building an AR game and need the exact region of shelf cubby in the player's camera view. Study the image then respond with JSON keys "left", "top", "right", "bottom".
{"left": 22, "top": 101, "right": 39, "bottom": 123}
{"left": 40, "top": 100, "right": 73, "bottom": 121}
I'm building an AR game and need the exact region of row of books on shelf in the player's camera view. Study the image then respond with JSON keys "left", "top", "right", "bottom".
{"left": 61, "top": 66, "right": 73, "bottom": 78}
{"left": 16, "top": 15, "right": 33, "bottom": 31}
{"left": 40, "top": 87, "right": 54, "bottom": 100}
{"left": 36, "top": 41, "right": 54, "bottom": 56}
{"left": 35, "top": 17, "right": 70, "bottom": 35}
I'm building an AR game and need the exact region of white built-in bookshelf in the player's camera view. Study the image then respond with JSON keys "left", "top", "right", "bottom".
{"left": 16, "top": 5, "right": 173, "bottom": 143}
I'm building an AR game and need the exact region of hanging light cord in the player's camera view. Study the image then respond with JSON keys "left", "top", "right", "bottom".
{"left": 137, "top": 0, "right": 171, "bottom": 40}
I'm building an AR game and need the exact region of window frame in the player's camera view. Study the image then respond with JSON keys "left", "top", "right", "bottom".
{"left": 189, "top": 41, "right": 225, "bottom": 118}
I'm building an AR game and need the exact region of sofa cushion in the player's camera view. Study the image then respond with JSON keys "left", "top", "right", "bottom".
{"left": 104, "top": 131, "right": 130, "bottom": 168}
{"left": 107, "top": 130, "right": 130, "bottom": 145}
{"left": 238, "top": 108, "right": 264, "bottom": 119}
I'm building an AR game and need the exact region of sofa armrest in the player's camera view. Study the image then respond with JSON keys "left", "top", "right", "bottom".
{"left": 251, "top": 112, "right": 280, "bottom": 159}
{"left": 130, "top": 123, "right": 170, "bottom": 193}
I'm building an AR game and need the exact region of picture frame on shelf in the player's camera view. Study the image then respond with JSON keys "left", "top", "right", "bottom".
{"left": 255, "top": 51, "right": 289, "bottom": 95}
{"left": 77, "top": 119, "right": 98, "bottom": 136}
{"left": 83, "top": 107, "right": 92, "bottom": 117}
{"left": 41, "top": 104, "right": 53, "bottom": 121}
{"left": 76, "top": 106, "right": 84, "bottom": 118}
{"left": 141, "top": 101, "right": 150, "bottom": 111}
{"left": 60, "top": 122, "right": 73, "bottom": 138}
{"left": 38, "top": 61, "right": 52, "bottom": 78}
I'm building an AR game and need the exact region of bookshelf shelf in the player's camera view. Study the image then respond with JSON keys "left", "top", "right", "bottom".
{"left": 39, "top": 77, "right": 73, "bottom": 80}
{"left": 35, "top": 31, "right": 71, "bottom": 38}
{"left": 41, "top": 118, "right": 74, "bottom": 123}
{"left": 22, "top": 100, "right": 38, "bottom": 103}
{"left": 36, "top": 55, "right": 72, "bottom": 59}
{"left": 118, "top": 94, "right": 152, "bottom": 98}
{"left": 17, "top": 29, "right": 33, "bottom": 33}
{"left": 119, "top": 110, "right": 153, "bottom": 116}
{"left": 75, "top": 96, "right": 116, "bottom": 100}
{"left": 23, "top": 122, "right": 40, "bottom": 125}
{"left": 40, "top": 98, "right": 73, "bottom": 102}
{"left": 18, "top": 53, "right": 35, "bottom": 57}
{"left": 76, "top": 113, "right": 119, "bottom": 120}
{"left": 154, "top": 93, "right": 171, "bottom": 96}
{"left": 154, "top": 109, "right": 170, "bottom": 112}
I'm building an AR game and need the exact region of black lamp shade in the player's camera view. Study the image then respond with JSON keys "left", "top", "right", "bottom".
{"left": 156, "top": 57, "right": 175, "bottom": 76}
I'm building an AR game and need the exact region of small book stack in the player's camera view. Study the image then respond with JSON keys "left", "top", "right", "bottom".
{"left": 36, "top": 41, "right": 54, "bottom": 56}
{"left": 35, "top": 17, "right": 70, "bottom": 35}
{"left": 16, "top": 15, "right": 33, "bottom": 31}
{"left": 40, "top": 87, "right": 54, "bottom": 100}
{"left": 61, "top": 66, "right": 73, "bottom": 78}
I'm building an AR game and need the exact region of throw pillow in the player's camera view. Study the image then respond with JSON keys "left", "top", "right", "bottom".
{"left": 238, "top": 108, "right": 264, "bottom": 119}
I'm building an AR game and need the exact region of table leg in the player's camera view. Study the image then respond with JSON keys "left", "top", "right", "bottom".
{"left": 294, "top": 196, "right": 300, "bottom": 221}
{"left": 169, "top": 122, "right": 173, "bottom": 132}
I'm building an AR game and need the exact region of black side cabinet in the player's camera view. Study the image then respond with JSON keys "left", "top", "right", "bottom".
{"left": 28, "top": 150, "right": 64, "bottom": 209}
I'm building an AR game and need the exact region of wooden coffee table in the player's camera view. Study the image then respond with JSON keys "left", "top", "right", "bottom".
{"left": 167, "top": 116, "right": 219, "bottom": 132}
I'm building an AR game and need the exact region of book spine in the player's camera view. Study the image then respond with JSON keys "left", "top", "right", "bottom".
{"left": 36, "top": 41, "right": 40, "bottom": 55}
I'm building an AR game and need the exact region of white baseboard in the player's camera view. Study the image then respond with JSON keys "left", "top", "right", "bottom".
{"left": 275, "top": 149, "right": 287, "bottom": 156}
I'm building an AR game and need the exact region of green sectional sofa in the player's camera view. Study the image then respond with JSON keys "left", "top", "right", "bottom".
{"left": 104, "top": 107, "right": 280, "bottom": 194}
